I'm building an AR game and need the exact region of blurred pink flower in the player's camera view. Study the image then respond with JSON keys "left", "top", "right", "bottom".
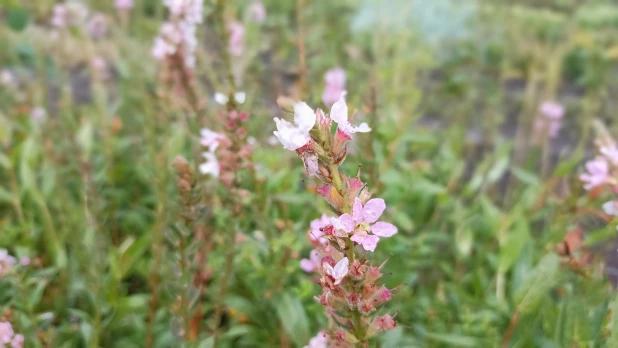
{"left": 51, "top": 2, "right": 88, "bottom": 29}
{"left": 87, "top": 13, "right": 108, "bottom": 39}
{"left": 153, "top": 0, "right": 203, "bottom": 68}
{"left": 228, "top": 21, "right": 245, "bottom": 57}
{"left": 580, "top": 159, "right": 609, "bottom": 190}
{"left": 535, "top": 101, "right": 564, "bottom": 138}
{"left": 114, "top": 0, "right": 134, "bottom": 10}
{"left": 603, "top": 201, "right": 618, "bottom": 216}
{"left": 11, "top": 334, "right": 24, "bottom": 348}
{"left": 322, "top": 68, "right": 346, "bottom": 106}
{"left": 0, "top": 249, "right": 16, "bottom": 276}
{"left": 309, "top": 214, "right": 330, "bottom": 244}
{"left": 0, "top": 321, "right": 21, "bottom": 347}
{"left": 249, "top": 1, "right": 266, "bottom": 23}
{"left": 300, "top": 249, "right": 321, "bottom": 273}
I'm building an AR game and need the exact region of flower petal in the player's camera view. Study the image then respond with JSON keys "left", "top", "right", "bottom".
{"left": 362, "top": 198, "right": 386, "bottom": 223}
{"left": 371, "top": 221, "right": 397, "bottom": 237}
{"left": 338, "top": 214, "right": 355, "bottom": 233}
{"left": 300, "top": 259, "right": 315, "bottom": 272}
{"left": 294, "top": 102, "right": 316, "bottom": 132}
{"left": 352, "top": 197, "right": 363, "bottom": 222}
{"left": 329, "top": 95, "right": 348, "bottom": 125}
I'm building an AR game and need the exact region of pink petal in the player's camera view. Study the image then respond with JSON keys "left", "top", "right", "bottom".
{"left": 339, "top": 214, "right": 355, "bottom": 233}
{"left": 300, "top": 259, "right": 315, "bottom": 273}
{"left": 329, "top": 96, "right": 348, "bottom": 125}
{"left": 362, "top": 198, "right": 386, "bottom": 223}
{"left": 371, "top": 222, "right": 397, "bottom": 237}
{"left": 362, "top": 235, "right": 380, "bottom": 252}
{"left": 352, "top": 197, "right": 363, "bottom": 222}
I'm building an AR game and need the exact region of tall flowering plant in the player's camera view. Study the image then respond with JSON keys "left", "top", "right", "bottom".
{"left": 275, "top": 96, "right": 398, "bottom": 347}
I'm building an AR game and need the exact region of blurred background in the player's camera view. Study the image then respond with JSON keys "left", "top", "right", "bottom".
{"left": 1, "top": 0, "right": 618, "bottom": 347}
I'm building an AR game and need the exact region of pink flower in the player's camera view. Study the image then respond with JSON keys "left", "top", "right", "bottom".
{"left": 300, "top": 249, "right": 321, "bottom": 273}
{"left": 228, "top": 21, "right": 245, "bottom": 57}
{"left": 324, "top": 257, "right": 349, "bottom": 285}
{"left": 199, "top": 151, "right": 220, "bottom": 177}
{"left": 249, "top": 1, "right": 266, "bottom": 23}
{"left": 19, "top": 257, "right": 30, "bottom": 266}
{"left": 580, "top": 159, "right": 609, "bottom": 190}
{"left": 333, "top": 197, "right": 397, "bottom": 252}
{"left": 304, "top": 331, "right": 328, "bottom": 348}
{"left": 601, "top": 144, "right": 618, "bottom": 166}
{"left": 114, "top": 0, "right": 134, "bottom": 10}
{"left": 329, "top": 96, "right": 371, "bottom": 136}
{"left": 322, "top": 68, "right": 346, "bottom": 106}
{"left": 200, "top": 128, "right": 224, "bottom": 151}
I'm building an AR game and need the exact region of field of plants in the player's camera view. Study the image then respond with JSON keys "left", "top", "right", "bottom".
{"left": 2, "top": 0, "right": 618, "bottom": 347}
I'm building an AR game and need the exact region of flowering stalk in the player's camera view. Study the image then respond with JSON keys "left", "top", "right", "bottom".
{"left": 275, "top": 95, "right": 398, "bottom": 347}
{"left": 580, "top": 122, "right": 618, "bottom": 228}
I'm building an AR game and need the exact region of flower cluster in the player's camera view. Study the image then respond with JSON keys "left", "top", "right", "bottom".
{"left": 322, "top": 68, "right": 346, "bottom": 106}
{"left": 275, "top": 95, "right": 397, "bottom": 346}
{"left": 199, "top": 108, "right": 252, "bottom": 188}
{"left": 580, "top": 129, "right": 618, "bottom": 230}
{"left": 152, "top": 0, "right": 204, "bottom": 69}
{"left": 0, "top": 321, "right": 23, "bottom": 348}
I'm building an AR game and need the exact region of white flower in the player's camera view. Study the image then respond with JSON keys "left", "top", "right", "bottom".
{"left": 273, "top": 102, "right": 316, "bottom": 150}
{"left": 304, "top": 331, "right": 328, "bottom": 348}
{"left": 330, "top": 94, "right": 371, "bottom": 135}
{"left": 200, "top": 128, "right": 223, "bottom": 151}
{"left": 603, "top": 201, "right": 618, "bottom": 216}
{"left": 199, "top": 151, "right": 219, "bottom": 177}
{"left": 323, "top": 257, "right": 349, "bottom": 285}
{"left": 214, "top": 92, "right": 246, "bottom": 105}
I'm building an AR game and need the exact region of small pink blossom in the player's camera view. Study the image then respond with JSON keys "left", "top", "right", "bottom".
{"left": 330, "top": 96, "right": 371, "bottom": 136}
{"left": 19, "top": 257, "right": 30, "bottom": 266}
{"left": 200, "top": 128, "right": 224, "bottom": 151}
{"left": 540, "top": 102, "right": 565, "bottom": 119}
{"left": 304, "top": 331, "right": 328, "bottom": 348}
{"left": 322, "top": 68, "right": 346, "bottom": 106}
{"left": 580, "top": 159, "right": 609, "bottom": 190}
{"left": 309, "top": 214, "right": 330, "bottom": 244}
{"left": 333, "top": 197, "right": 397, "bottom": 252}
{"left": 11, "top": 334, "right": 24, "bottom": 348}
{"left": 249, "top": 1, "right": 266, "bottom": 23}
{"left": 0, "top": 322, "right": 15, "bottom": 346}
{"left": 199, "top": 151, "right": 220, "bottom": 177}
{"left": 228, "top": 21, "right": 245, "bottom": 57}
{"left": 87, "top": 13, "right": 108, "bottom": 39}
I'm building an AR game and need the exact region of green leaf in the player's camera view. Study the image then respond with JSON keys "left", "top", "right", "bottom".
{"left": 498, "top": 217, "right": 529, "bottom": 273}
{"left": 6, "top": 6, "right": 29, "bottom": 32}
{"left": 274, "top": 294, "right": 310, "bottom": 347}
{"left": 610, "top": 293, "right": 618, "bottom": 346}
{"left": 514, "top": 254, "right": 561, "bottom": 314}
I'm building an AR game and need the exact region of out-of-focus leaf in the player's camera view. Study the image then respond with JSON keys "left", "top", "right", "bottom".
{"left": 76, "top": 121, "right": 94, "bottom": 161}
{"left": 274, "top": 294, "right": 310, "bottom": 347}
{"left": 6, "top": 6, "right": 29, "bottom": 32}
{"left": 510, "top": 166, "right": 540, "bottom": 186}
{"left": 423, "top": 332, "right": 482, "bottom": 347}
{"left": 514, "top": 254, "right": 561, "bottom": 313}
{"left": 499, "top": 216, "right": 529, "bottom": 273}
{"left": 610, "top": 292, "right": 618, "bottom": 346}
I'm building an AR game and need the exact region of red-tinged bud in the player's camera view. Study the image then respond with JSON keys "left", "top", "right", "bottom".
{"left": 346, "top": 293, "right": 361, "bottom": 310}
{"left": 321, "top": 225, "right": 334, "bottom": 236}
{"left": 374, "top": 314, "right": 396, "bottom": 331}
{"left": 359, "top": 301, "right": 375, "bottom": 314}
{"left": 239, "top": 112, "right": 248, "bottom": 120}
{"left": 367, "top": 266, "right": 382, "bottom": 280}
{"left": 236, "top": 127, "right": 247, "bottom": 138}
{"left": 373, "top": 286, "right": 392, "bottom": 305}
{"left": 276, "top": 95, "right": 296, "bottom": 114}
{"left": 229, "top": 110, "right": 239, "bottom": 120}
{"left": 226, "top": 120, "right": 238, "bottom": 129}
{"left": 349, "top": 259, "right": 367, "bottom": 279}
